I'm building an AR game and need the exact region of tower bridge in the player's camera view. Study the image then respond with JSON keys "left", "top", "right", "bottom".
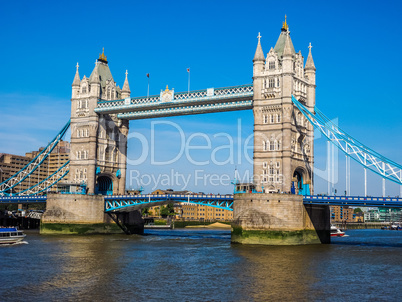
{"left": 1, "top": 18, "right": 401, "bottom": 244}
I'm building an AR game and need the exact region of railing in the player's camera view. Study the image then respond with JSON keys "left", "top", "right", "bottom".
{"left": 95, "top": 84, "right": 254, "bottom": 116}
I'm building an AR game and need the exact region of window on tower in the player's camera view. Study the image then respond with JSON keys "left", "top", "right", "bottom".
{"left": 269, "top": 61, "right": 275, "bottom": 70}
{"left": 269, "top": 78, "right": 275, "bottom": 88}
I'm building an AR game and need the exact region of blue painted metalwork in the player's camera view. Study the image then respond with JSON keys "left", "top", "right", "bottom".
{"left": 291, "top": 96, "right": 402, "bottom": 185}
{"left": 2, "top": 194, "right": 401, "bottom": 209}
{"left": 0, "top": 195, "right": 47, "bottom": 204}
{"left": 104, "top": 194, "right": 402, "bottom": 212}
{"left": 303, "top": 195, "right": 402, "bottom": 208}
{"left": 16, "top": 161, "right": 70, "bottom": 196}
{"left": 0, "top": 120, "right": 71, "bottom": 196}
{"left": 104, "top": 194, "right": 234, "bottom": 212}
{"left": 94, "top": 84, "right": 253, "bottom": 119}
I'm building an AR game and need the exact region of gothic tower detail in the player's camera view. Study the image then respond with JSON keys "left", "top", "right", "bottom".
{"left": 253, "top": 18, "right": 316, "bottom": 194}
{"left": 69, "top": 49, "right": 130, "bottom": 194}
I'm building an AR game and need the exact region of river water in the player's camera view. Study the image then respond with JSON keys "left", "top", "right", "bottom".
{"left": 1, "top": 229, "right": 401, "bottom": 301}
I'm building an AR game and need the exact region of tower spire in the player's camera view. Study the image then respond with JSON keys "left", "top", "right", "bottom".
{"left": 72, "top": 62, "right": 80, "bottom": 86}
{"left": 305, "top": 42, "right": 316, "bottom": 70}
{"left": 121, "top": 69, "right": 131, "bottom": 98}
{"left": 98, "top": 47, "right": 108, "bottom": 64}
{"left": 253, "top": 32, "right": 265, "bottom": 62}
{"left": 282, "top": 15, "right": 289, "bottom": 32}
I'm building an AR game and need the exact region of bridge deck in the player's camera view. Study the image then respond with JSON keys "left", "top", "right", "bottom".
{"left": 1, "top": 194, "right": 401, "bottom": 211}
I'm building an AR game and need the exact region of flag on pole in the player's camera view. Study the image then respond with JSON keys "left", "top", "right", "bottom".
{"left": 146, "top": 73, "right": 150, "bottom": 97}
{"left": 187, "top": 68, "right": 190, "bottom": 95}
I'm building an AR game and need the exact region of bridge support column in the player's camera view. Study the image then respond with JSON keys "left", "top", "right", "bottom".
{"left": 231, "top": 193, "right": 330, "bottom": 245}
{"left": 107, "top": 211, "right": 144, "bottom": 235}
{"left": 40, "top": 193, "right": 122, "bottom": 234}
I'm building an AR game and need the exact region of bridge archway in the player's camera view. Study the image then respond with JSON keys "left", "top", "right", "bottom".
{"left": 96, "top": 175, "right": 113, "bottom": 195}
{"left": 293, "top": 167, "right": 309, "bottom": 195}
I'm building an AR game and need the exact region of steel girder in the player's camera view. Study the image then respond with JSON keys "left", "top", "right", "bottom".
{"left": 104, "top": 194, "right": 234, "bottom": 212}
{"left": 292, "top": 96, "right": 402, "bottom": 185}
{"left": 0, "top": 120, "right": 71, "bottom": 196}
{"left": 0, "top": 195, "right": 47, "bottom": 204}
{"left": 304, "top": 195, "right": 402, "bottom": 208}
{"left": 17, "top": 161, "right": 70, "bottom": 196}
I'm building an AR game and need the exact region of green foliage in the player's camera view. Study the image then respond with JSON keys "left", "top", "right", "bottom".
{"left": 154, "top": 219, "right": 167, "bottom": 225}
{"left": 160, "top": 203, "right": 175, "bottom": 217}
{"left": 354, "top": 208, "right": 362, "bottom": 213}
{"left": 141, "top": 207, "right": 150, "bottom": 215}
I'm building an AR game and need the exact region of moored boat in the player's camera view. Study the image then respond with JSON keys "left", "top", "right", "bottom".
{"left": 0, "top": 227, "right": 26, "bottom": 245}
{"left": 331, "top": 225, "right": 347, "bottom": 237}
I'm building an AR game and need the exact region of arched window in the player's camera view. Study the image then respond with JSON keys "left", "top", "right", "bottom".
{"left": 277, "top": 114, "right": 281, "bottom": 123}
{"left": 263, "top": 141, "right": 266, "bottom": 151}
{"left": 277, "top": 78, "right": 280, "bottom": 87}
{"left": 264, "top": 115, "right": 268, "bottom": 124}
{"left": 267, "top": 140, "right": 271, "bottom": 151}
{"left": 77, "top": 130, "right": 80, "bottom": 138}
{"left": 85, "top": 129, "right": 89, "bottom": 137}
{"left": 270, "top": 115, "right": 274, "bottom": 123}
{"left": 269, "top": 140, "right": 274, "bottom": 151}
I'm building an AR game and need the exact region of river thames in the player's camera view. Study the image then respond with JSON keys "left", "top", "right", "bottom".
{"left": 1, "top": 228, "right": 401, "bottom": 301}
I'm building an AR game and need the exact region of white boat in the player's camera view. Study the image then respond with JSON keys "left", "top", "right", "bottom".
{"left": 331, "top": 225, "right": 347, "bottom": 237}
{"left": 0, "top": 227, "right": 26, "bottom": 245}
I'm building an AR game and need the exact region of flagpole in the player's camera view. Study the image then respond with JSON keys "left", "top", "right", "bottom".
{"left": 187, "top": 68, "right": 190, "bottom": 96}
{"left": 147, "top": 73, "right": 150, "bottom": 98}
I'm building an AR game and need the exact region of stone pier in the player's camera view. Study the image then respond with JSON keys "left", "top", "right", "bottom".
{"left": 40, "top": 193, "right": 122, "bottom": 234}
{"left": 231, "top": 193, "right": 330, "bottom": 245}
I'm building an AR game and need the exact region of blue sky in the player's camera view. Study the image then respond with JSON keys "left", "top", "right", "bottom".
{"left": 0, "top": 0, "right": 401, "bottom": 196}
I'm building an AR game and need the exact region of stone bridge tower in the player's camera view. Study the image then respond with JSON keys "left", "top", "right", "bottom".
{"left": 70, "top": 50, "right": 130, "bottom": 195}
{"left": 253, "top": 18, "right": 316, "bottom": 194}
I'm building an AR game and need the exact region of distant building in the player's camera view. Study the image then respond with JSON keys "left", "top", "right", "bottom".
{"left": 330, "top": 205, "right": 355, "bottom": 222}
{"left": 146, "top": 189, "right": 233, "bottom": 221}
{"left": 364, "top": 208, "right": 402, "bottom": 222}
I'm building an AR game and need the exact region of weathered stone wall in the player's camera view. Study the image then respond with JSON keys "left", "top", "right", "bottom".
{"left": 232, "top": 193, "right": 329, "bottom": 245}
{"left": 42, "top": 193, "right": 107, "bottom": 224}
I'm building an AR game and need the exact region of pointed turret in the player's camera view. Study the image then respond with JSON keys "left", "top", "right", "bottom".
{"left": 72, "top": 62, "right": 80, "bottom": 86}
{"left": 283, "top": 34, "right": 294, "bottom": 58}
{"left": 253, "top": 32, "right": 265, "bottom": 62}
{"left": 305, "top": 43, "right": 316, "bottom": 70}
{"left": 72, "top": 63, "right": 80, "bottom": 98}
{"left": 253, "top": 32, "right": 265, "bottom": 100}
{"left": 90, "top": 61, "right": 100, "bottom": 97}
{"left": 305, "top": 43, "right": 316, "bottom": 109}
{"left": 121, "top": 70, "right": 131, "bottom": 99}
{"left": 90, "top": 61, "right": 100, "bottom": 84}
{"left": 274, "top": 15, "right": 295, "bottom": 59}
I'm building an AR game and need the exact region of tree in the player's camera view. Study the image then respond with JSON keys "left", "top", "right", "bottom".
{"left": 354, "top": 208, "right": 362, "bottom": 213}
{"left": 160, "top": 204, "right": 175, "bottom": 217}
{"left": 141, "top": 207, "right": 150, "bottom": 216}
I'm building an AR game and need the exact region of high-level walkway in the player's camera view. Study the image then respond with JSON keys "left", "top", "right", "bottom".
{"left": 94, "top": 84, "right": 253, "bottom": 119}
